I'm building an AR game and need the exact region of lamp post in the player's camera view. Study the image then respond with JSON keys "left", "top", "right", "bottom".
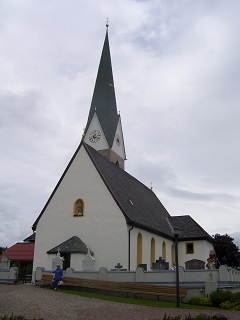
{"left": 173, "top": 227, "right": 180, "bottom": 307}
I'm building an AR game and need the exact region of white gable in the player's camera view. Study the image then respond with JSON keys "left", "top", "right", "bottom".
{"left": 84, "top": 112, "right": 109, "bottom": 150}
{"left": 33, "top": 145, "right": 128, "bottom": 271}
{"left": 111, "top": 117, "right": 126, "bottom": 160}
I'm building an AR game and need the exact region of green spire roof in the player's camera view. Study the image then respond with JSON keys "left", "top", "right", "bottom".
{"left": 85, "top": 29, "right": 119, "bottom": 147}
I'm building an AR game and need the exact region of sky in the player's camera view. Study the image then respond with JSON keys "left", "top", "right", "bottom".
{"left": 1, "top": 0, "right": 240, "bottom": 248}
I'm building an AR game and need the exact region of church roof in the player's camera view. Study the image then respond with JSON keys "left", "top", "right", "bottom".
{"left": 84, "top": 29, "right": 119, "bottom": 147}
{"left": 168, "top": 215, "right": 213, "bottom": 242}
{"left": 23, "top": 233, "right": 35, "bottom": 243}
{"left": 47, "top": 236, "right": 88, "bottom": 254}
{"left": 84, "top": 142, "right": 213, "bottom": 243}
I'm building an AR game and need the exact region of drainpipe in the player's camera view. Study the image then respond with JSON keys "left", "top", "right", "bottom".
{"left": 128, "top": 225, "right": 134, "bottom": 271}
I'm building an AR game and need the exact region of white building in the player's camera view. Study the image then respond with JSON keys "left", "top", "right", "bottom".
{"left": 32, "top": 27, "right": 213, "bottom": 273}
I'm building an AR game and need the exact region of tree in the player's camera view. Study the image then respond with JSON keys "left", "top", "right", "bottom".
{"left": 213, "top": 233, "right": 240, "bottom": 268}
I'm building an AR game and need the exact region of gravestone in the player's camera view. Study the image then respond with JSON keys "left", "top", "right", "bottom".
{"left": 152, "top": 257, "right": 169, "bottom": 270}
{"left": 185, "top": 259, "right": 205, "bottom": 270}
{"left": 82, "top": 249, "right": 95, "bottom": 271}
{"left": 138, "top": 263, "right": 147, "bottom": 271}
{"left": 0, "top": 255, "right": 10, "bottom": 270}
{"left": 52, "top": 248, "right": 64, "bottom": 271}
{"left": 111, "top": 262, "right": 127, "bottom": 271}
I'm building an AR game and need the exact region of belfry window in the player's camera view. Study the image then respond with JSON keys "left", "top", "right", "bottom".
{"left": 73, "top": 199, "right": 84, "bottom": 217}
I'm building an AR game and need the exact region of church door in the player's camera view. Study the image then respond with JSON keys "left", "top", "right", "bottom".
{"left": 63, "top": 253, "right": 71, "bottom": 270}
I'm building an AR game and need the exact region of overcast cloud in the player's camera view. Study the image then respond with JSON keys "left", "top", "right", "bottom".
{"left": 1, "top": 0, "right": 240, "bottom": 247}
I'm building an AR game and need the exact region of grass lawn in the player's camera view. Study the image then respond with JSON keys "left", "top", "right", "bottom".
{"left": 47, "top": 287, "right": 221, "bottom": 311}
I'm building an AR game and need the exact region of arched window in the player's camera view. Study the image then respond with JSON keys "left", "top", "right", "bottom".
{"left": 150, "top": 238, "right": 155, "bottom": 269}
{"left": 73, "top": 199, "right": 84, "bottom": 217}
{"left": 137, "top": 233, "right": 142, "bottom": 266}
{"left": 162, "top": 241, "right": 166, "bottom": 261}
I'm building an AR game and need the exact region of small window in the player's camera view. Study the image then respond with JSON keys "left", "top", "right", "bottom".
{"left": 73, "top": 199, "right": 84, "bottom": 217}
{"left": 186, "top": 242, "right": 194, "bottom": 254}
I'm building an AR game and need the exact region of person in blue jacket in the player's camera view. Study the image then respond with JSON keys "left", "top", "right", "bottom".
{"left": 52, "top": 264, "right": 63, "bottom": 290}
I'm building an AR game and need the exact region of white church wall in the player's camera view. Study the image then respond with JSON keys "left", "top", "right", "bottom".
{"left": 177, "top": 240, "right": 213, "bottom": 268}
{"left": 47, "top": 254, "right": 54, "bottom": 271}
{"left": 129, "top": 227, "right": 174, "bottom": 270}
{"left": 140, "top": 229, "right": 153, "bottom": 269}
{"left": 70, "top": 253, "right": 85, "bottom": 270}
{"left": 155, "top": 237, "right": 174, "bottom": 268}
{"left": 128, "top": 227, "right": 213, "bottom": 271}
{"left": 33, "top": 146, "right": 128, "bottom": 272}
{"left": 128, "top": 226, "right": 137, "bottom": 270}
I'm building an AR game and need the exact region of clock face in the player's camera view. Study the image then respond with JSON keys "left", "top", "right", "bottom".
{"left": 89, "top": 130, "right": 101, "bottom": 143}
{"left": 115, "top": 134, "right": 121, "bottom": 146}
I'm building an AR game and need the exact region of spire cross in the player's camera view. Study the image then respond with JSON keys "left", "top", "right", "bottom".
{"left": 106, "top": 17, "right": 109, "bottom": 28}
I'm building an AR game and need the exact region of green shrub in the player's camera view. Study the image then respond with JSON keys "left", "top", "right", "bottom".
{"left": 188, "top": 297, "right": 212, "bottom": 307}
{"left": 220, "top": 300, "right": 233, "bottom": 309}
{"left": 26, "top": 264, "right": 33, "bottom": 275}
{"left": 209, "top": 290, "right": 233, "bottom": 307}
{"left": 210, "top": 290, "right": 240, "bottom": 309}
{"left": 229, "top": 291, "right": 240, "bottom": 302}
{"left": 220, "top": 299, "right": 240, "bottom": 310}
{"left": 234, "top": 302, "right": 240, "bottom": 310}
{"left": 188, "top": 297, "right": 202, "bottom": 305}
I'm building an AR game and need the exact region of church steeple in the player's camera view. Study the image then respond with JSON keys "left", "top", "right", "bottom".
{"left": 84, "top": 26, "right": 126, "bottom": 169}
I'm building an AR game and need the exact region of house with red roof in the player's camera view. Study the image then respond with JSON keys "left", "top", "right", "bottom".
{"left": 0, "top": 234, "right": 35, "bottom": 270}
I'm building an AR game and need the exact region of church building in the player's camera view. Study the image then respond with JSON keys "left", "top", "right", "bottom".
{"left": 32, "top": 26, "right": 213, "bottom": 273}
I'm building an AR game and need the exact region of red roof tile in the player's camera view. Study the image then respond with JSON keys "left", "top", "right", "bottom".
{"left": 0, "top": 243, "right": 34, "bottom": 263}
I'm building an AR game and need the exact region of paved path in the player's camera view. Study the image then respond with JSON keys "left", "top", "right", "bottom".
{"left": 0, "top": 284, "right": 239, "bottom": 320}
